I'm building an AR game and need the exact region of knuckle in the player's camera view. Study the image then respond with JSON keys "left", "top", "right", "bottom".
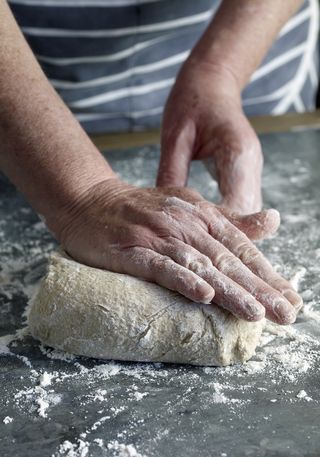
{"left": 189, "top": 256, "right": 213, "bottom": 276}
{"left": 215, "top": 253, "right": 244, "bottom": 277}
{"left": 195, "top": 202, "right": 226, "bottom": 229}
{"left": 121, "top": 226, "right": 150, "bottom": 248}
{"left": 214, "top": 251, "right": 240, "bottom": 273}
{"left": 149, "top": 255, "right": 173, "bottom": 273}
{"left": 163, "top": 186, "right": 203, "bottom": 204}
{"left": 207, "top": 218, "right": 226, "bottom": 235}
{"left": 125, "top": 246, "right": 145, "bottom": 264}
{"left": 232, "top": 240, "right": 253, "bottom": 257}
{"left": 157, "top": 167, "right": 179, "bottom": 186}
{"left": 238, "top": 245, "right": 260, "bottom": 264}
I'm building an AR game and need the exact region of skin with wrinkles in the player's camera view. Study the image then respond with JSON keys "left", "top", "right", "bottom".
{"left": 157, "top": 67, "right": 264, "bottom": 213}
{"left": 56, "top": 179, "right": 302, "bottom": 324}
{"left": 157, "top": 0, "right": 304, "bottom": 214}
{"left": 0, "top": 0, "right": 303, "bottom": 326}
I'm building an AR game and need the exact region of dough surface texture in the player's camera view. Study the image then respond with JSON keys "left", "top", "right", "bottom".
{"left": 28, "top": 251, "right": 265, "bottom": 366}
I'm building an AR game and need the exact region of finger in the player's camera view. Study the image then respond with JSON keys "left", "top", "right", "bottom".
{"left": 204, "top": 268, "right": 266, "bottom": 322}
{"left": 115, "top": 246, "right": 215, "bottom": 304}
{"left": 154, "top": 237, "right": 265, "bottom": 322}
{"left": 202, "top": 124, "right": 263, "bottom": 214}
{"left": 201, "top": 205, "right": 302, "bottom": 312}
{"left": 184, "top": 225, "right": 297, "bottom": 324}
{"left": 159, "top": 198, "right": 293, "bottom": 321}
{"left": 157, "top": 121, "right": 196, "bottom": 187}
{"left": 218, "top": 208, "right": 281, "bottom": 241}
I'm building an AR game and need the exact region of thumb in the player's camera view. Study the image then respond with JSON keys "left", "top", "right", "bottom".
{"left": 219, "top": 208, "right": 281, "bottom": 241}
{"left": 156, "top": 121, "right": 196, "bottom": 187}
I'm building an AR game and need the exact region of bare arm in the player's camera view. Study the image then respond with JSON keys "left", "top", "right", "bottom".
{"left": 0, "top": 0, "right": 302, "bottom": 322}
{"left": 0, "top": 0, "right": 116, "bottom": 232}
{"left": 190, "top": 0, "right": 304, "bottom": 89}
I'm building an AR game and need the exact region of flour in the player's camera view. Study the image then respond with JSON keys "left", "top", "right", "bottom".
{"left": 2, "top": 260, "right": 320, "bottom": 456}
{"left": 91, "top": 388, "right": 107, "bottom": 402}
{"left": 296, "top": 390, "right": 312, "bottom": 401}
{"left": 13, "top": 372, "right": 62, "bottom": 418}
{"left": 290, "top": 267, "right": 307, "bottom": 291}
{"left": 39, "top": 344, "right": 76, "bottom": 362}
{"left": 132, "top": 391, "right": 148, "bottom": 401}
{"left": 2, "top": 144, "right": 320, "bottom": 456}
{"left": 37, "top": 397, "right": 50, "bottom": 418}
{"left": 236, "top": 313, "right": 320, "bottom": 383}
{"left": 107, "top": 441, "right": 147, "bottom": 457}
{"left": 3, "top": 416, "right": 13, "bottom": 424}
{"left": 56, "top": 439, "right": 89, "bottom": 457}
{"left": 39, "top": 371, "right": 54, "bottom": 387}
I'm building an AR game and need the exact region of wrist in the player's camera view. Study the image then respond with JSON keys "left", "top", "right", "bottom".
{"left": 49, "top": 176, "right": 133, "bottom": 243}
{"left": 175, "top": 56, "right": 243, "bottom": 115}
{"left": 44, "top": 166, "right": 119, "bottom": 237}
{"left": 184, "top": 52, "right": 243, "bottom": 94}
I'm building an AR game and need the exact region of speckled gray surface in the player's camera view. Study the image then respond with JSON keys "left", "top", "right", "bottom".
{"left": 1, "top": 130, "right": 320, "bottom": 457}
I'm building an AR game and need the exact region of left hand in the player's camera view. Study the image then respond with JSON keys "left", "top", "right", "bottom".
{"left": 157, "top": 59, "right": 263, "bottom": 214}
{"left": 55, "top": 178, "right": 301, "bottom": 324}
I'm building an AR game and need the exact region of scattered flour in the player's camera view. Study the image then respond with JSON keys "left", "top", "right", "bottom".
{"left": 107, "top": 441, "right": 147, "bottom": 457}
{"left": 3, "top": 416, "right": 13, "bottom": 424}
{"left": 37, "top": 396, "right": 50, "bottom": 418}
{"left": 39, "top": 344, "right": 76, "bottom": 362}
{"left": 39, "top": 371, "right": 54, "bottom": 387}
{"left": 296, "top": 390, "right": 312, "bottom": 401}
{"left": 290, "top": 267, "right": 307, "bottom": 291}
{"left": 14, "top": 373, "right": 62, "bottom": 418}
{"left": 132, "top": 392, "right": 148, "bottom": 401}
{"left": 1, "top": 190, "right": 320, "bottom": 456}
{"left": 56, "top": 439, "right": 89, "bottom": 457}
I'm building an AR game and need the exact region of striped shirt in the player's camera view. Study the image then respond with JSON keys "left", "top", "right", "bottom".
{"left": 8, "top": 0, "right": 319, "bottom": 133}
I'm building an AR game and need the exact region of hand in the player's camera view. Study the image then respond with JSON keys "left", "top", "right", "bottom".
{"left": 157, "top": 60, "right": 263, "bottom": 214}
{"left": 54, "top": 178, "right": 302, "bottom": 325}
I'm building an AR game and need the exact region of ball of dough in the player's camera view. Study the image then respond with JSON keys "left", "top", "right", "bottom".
{"left": 28, "top": 251, "right": 265, "bottom": 366}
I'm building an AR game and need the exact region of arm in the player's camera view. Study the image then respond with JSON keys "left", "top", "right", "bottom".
{"left": 0, "top": 0, "right": 116, "bottom": 233}
{"left": 191, "top": 0, "right": 304, "bottom": 89}
{"left": 157, "top": 0, "right": 304, "bottom": 213}
{"left": 0, "top": 0, "right": 302, "bottom": 323}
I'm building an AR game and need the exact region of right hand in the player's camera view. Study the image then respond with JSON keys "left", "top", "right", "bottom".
{"left": 157, "top": 60, "right": 263, "bottom": 215}
{"left": 51, "top": 178, "right": 302, "bottom": 325}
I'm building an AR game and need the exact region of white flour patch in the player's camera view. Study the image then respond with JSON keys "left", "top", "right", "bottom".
{"left": 13, "top": 370, "right": 62, "bottom": 418}
{"left": 39, "top": 371, "right": 54, "bottom": 387}
{"left": 3, "top": 416, "right": 13, "bottom": 424}
{"left": 290, "top": 267, "right": 307, "bottom": 291}
{"left": 56, "top": 439, "right": 90, "bottom": 457}
{"left": 132, "top": 391, "right": 148, "bottom": 401}
{"left": 296, "top": 390, "right": 312, "bottom": 401}
{"left": 107, "top": 441, "right": 147, "bottom": 457}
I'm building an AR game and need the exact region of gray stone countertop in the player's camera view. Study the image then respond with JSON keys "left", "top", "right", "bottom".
{"left": 1, "top": 129, "right": 320, "bottom": 457}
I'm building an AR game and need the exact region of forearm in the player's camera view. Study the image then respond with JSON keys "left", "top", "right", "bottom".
{"left": 0, "top": 1, "right": 116, "bottom": 229}
{"left": 188, "top": 0, "right": 304, "bottom": 89}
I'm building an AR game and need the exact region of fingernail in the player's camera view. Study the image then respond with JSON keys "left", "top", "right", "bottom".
{"left": 273, "top": 300, "right": 297, "bottom": 325}
{"left": 195, "top": 279, "right": 215, "bottom": 304}
{"left": 201, "top": 291, "right": 215, "bottom": 304}
{"left": 283, "top": 290, "right": 303, "bottom": 310}
{"left": 247, "top": 305, "right": 266, "bottom": 321}
{"left": 265, "top": 209, "right": 281, "bottom": 234}
{"left": 246, "top": 302, "right": 265, "bottom": 321}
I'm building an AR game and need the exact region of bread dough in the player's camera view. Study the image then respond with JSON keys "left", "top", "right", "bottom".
{"left": 28, "top": 251, "right": 265, "bottom": 366}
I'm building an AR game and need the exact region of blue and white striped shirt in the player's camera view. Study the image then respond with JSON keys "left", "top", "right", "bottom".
{"left": 8, "top": 0, "right": 319, "bottom": 133}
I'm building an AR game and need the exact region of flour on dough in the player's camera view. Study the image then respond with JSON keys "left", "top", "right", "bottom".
{"left": 28, "top": 251, "right": 265, "bottom": 366}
